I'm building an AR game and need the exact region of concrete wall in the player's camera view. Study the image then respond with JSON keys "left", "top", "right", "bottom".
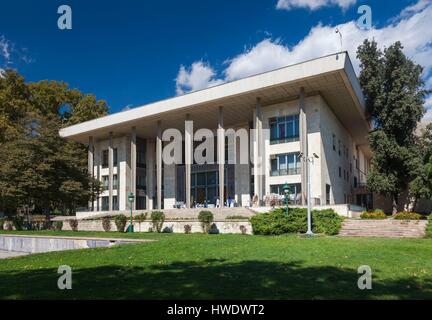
{"left": 63, "top": 219, "right": 253, "bottom": 235}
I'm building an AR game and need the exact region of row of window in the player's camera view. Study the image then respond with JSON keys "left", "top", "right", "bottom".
{"left": 270, "top": 115, "right": 300, "bottom": 145}
{"left": 270, "top": 152, "right": 301, "bottom": 176}
{"left": 101, "top": 196, "right": 119, "bottom": 211}
{"left": 102, "top": 175, "right": 118, "bottom": 190}
{"left": 102, "top": 148, "right": 118, "bottom": 168}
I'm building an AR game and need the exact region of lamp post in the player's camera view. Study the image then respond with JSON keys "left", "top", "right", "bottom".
{"left": 299, "top": 153, "right": 319, "bottom": 237}
{"left": 127, "top": 192, "right": 134, "bottom": 233}
{"left": 282, "top": 182, "right": 290, "bottom": 216}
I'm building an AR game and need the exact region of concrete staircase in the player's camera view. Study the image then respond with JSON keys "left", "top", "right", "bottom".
{"left": 339, "top": 219, "right": 428, "bottom": 238}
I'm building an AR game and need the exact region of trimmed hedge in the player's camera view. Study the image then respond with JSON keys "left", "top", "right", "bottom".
{"left": 361, "top": 211, "right": 387, "bottom": 219}
{"left": 394, "top": 212, "right": 423, "bottom": 220}
{"left": 198, "top": 211, "right": 214, "bottom": 234}
{"left": 251, "top": 208, "right": 343, "bottom": 236}
{"left": 114, "top": 215, "right": 127, "bottom": 232}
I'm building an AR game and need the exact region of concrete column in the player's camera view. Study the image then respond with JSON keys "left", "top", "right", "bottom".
{"left": 254, "top": 98, "right": 263, "bottom": 206}
{"left": 218, "top": 106, "right": 225, "bottom": 208}
{"left": 163, "top": 164, "right": 176, "bottom": 209}
{"left": 299, "top": 87, "right": 308, "bottom": 205}
{"left": 88, "top": 136, "right": 94, "bottom": 211}
{"left": 185, "top": 114, "right": 192, "bottom": 208}
{"left": 108, "top": 132, "right": 113, "bottom": 212}
{"left": 156, "top": 121, "right": 162, "bottom": 210}
{"left": 146, "top": 139, "right": 155, "bottom": 210}
{"left": 131, "top": 127, "right": 137, "bottom": 210}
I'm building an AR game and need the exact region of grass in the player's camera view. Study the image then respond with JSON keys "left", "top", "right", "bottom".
{"left": 1, "top": 230, "right": 432, "bottom": 299}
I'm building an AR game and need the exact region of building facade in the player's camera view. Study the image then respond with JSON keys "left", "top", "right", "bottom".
{"left": 60, "top": 52, "right": 373, "bottom": 216}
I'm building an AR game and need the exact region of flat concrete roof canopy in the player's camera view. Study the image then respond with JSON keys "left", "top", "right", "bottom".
{"left": 59, "top": 52, "right": 370, "bottom": 153}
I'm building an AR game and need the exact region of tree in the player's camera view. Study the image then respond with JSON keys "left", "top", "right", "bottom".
{"left": 0, "top": 69, "right": 108, "bottom": 216}
{"left": 357, "top": 40, "right": 429, "bottom": 214}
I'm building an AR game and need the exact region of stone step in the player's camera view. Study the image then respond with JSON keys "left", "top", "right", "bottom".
{"left": 339, "top": 219, "right": 428, "bottom": 238}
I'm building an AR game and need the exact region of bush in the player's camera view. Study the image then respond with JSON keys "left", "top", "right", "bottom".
{"left": 0, "top": 219, "right": 4, "bottom": 230}
{"left": 68, "top": 219, "right": 78, "bottom": 231}
{"left": 239, "top": 225, "right": 248, "bottom": 235}
{"left": 102, "top": 217, "right": 111, "bottom": 232}
{"left": 53, "top": 221, "right": 63, "bottom": 231}
{"left": 426, "top": 215, "right": 432, "bottom": 238}
{"left": 251, "top": 208, "right": 343, "bottom": 236}
{"left": 360, "top": 211, "right": 387, "bottom": 220}
{"left": 151, "top": 211, "right": 165, "bottom": 233}
{"left": 184, "top": 224, "right": 192, "bottom": 234}
{"left": 114, "top": 215, "right": 127, "bottom": 233}
{"left": 4, "top": 220, "right": 13, "bottom": 231}
{"left": 12, "top": 216, "right": 25, "bottom": 231}
{"left": 394, "top": 212, "right": 423, "bottom": 220}
{"left": 198, "top": 210, "right": 214, "bottom": 233}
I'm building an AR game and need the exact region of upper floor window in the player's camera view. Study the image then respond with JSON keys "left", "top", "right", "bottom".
{"left": 102, "top": 150, "right": 109, "bottom": 168}
{"left": 270, "top": 152, "right": 301, "bottom": 176}
{"left": 102, "top": 148, "right": 118, "bottom": 168}
{"left": 113, "top": 174, "right": 118, "bottom": 190}
{"left": 270, "top": 115, "right": 299, "bottom": 145}
{"left": 102, "top": 175, "right": 109, "bottom": 190}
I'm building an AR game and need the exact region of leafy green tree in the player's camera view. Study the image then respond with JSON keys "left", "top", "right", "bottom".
{"left": 0, "top": 69, "right": 108, "bottom": 216}
{"left": 357, "top": 40, "right": 429, "bottom": 214}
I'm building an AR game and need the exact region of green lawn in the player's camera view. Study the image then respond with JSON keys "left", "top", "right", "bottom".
{"left": 1, "top": 230, "right": 432, "bottom": 300}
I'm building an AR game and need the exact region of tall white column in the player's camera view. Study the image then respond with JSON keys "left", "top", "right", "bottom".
{"left": 88, "top": 136, "right": 94, "bottom": 211}
{"left": 146, "top": 139, "right": 155, "bottom": 210}
{"left": 108, "top": 132, "right": 113, "bottom": 212}
{"left": 156, "top": 121, "right": 162, "bottom": 210}
{"left": 218, "top": 106, "right": 225, "bottom": 208}
{"left": 254, "top": 98, "right": 263, "bottom": 206}
{"left": 299, "top": 87, "right": 308, "bottom": 205}
{"left": 185, "top": 114, "right": 192, "bottom": 208}
{"left": 131, "top": 127, "right": 137, "bottom": 210}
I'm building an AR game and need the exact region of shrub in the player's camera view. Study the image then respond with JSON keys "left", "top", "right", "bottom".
{"left": 426, "top": 215, "right": 432, "bottom": 238}
{"left": 162, "top": 226, "right": 173, "bottom": 233}
{"left": 360, "top": 211, "right": 387, "bottom": 220}
{"left": 208, "top": 223, "right": 219, "bottom": 234}
{"left": 102, "top": 217, "right": 111, "bottom": 232}
{"left": 114, "top": 215, "right": 127, "bottom": 232}
{"left": 134, "top": 213, "right": 147, "bottom": 232}
{"left": 151, "top": 211, "right": 165, "bottom": 233}
{"left": 198, "top": 210, "right": 214, "bottom": 233}
{"left": 394, "top": 212, "right": 423, "bottom": 220}
{"left": 68, "top": 219, "right": 79, "bottom": 231}
{"left": 184, "top": 224, "right": 192, "bottom": 234}
{"left": 53, "top": 221, "right": 63, "bottom": 231}
{"left": 0, "top": 219, "right": 4, "bottom": 230}
{"left": 240, "top": 225, "right": 247, "bottom": 235}
{"left": 12, "top": 216, "right": 25, "bottom": 231}
{"left": 251, "top": 208, "right": 343, "bottom": 236}
{"left": 4, "top": 220, "right": 13, "bottom": 231}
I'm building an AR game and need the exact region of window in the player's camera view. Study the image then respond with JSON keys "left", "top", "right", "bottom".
{"left": 113, "top": 148, "right": 118, "bottom": 166}
{"left": 112, "top": 196, "right": 119, "bottom": 211}
{"left": 102, "top": 196, "right": 109, "bottom": 211}
{"left": 326, "top": 184, "right": 331, "bottom": 205}
{"left": 137, "top": 175, "right": 146, "bottom": 190}
{"left": 339, "top": 167, "right": 342, "bottom": 178}
{"left": 113, "top": 174, "right": 118, "bottom": 190}
{"left": 332, "top": 134, "right": 336, "bottom": 151}
{"left": 338, "top": 140, "right": 341, "bottom": 156}
{"left": 269, "top": 115, "right": 299, "bottom": 144}
{"left": 102, "top": 150, "right": 109, "bottom": 168}
{"left": 137, "top": 151, "right": 146, "bottom": 168}
{"left": 102, "top": 176, "right": 109, "bottom": 191}
{"left": 270, "top": 152, "right": 301, "bottom": 176}
{"left": 354, "top": 177, "right": 358, "bottom": 188}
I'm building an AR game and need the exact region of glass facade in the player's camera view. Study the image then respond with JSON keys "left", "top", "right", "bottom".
{"left": 270, "top": 152, "right": 301, "bottom": 176}
{"left": 270, "top": 115, "right": 299, "bottom": 144}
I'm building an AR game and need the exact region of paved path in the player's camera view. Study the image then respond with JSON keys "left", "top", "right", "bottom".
{"left": 0, "top": 250, "right": 29, "bottom": 259}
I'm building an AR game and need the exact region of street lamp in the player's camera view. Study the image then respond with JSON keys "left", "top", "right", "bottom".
{"left": 127, "top": 192, "right": 134, "bottom": 233}
{"left": 282, "top": 182, "right": 290, "bottom": 216}
{"left": 298, "top": 152, "right": 319, "bottom": 237}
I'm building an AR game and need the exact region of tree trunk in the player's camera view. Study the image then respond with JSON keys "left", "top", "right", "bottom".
{"left": 392, "top": 193, "right": 398, "bottom": 215}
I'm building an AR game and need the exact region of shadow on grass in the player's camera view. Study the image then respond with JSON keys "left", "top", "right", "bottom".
{"left": 1, "top": 259, "right": 431, "bottom": 299}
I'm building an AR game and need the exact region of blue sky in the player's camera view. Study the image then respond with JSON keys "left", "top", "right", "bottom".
{"left": 0, "top": 0, "right": 431, "bottom": 118}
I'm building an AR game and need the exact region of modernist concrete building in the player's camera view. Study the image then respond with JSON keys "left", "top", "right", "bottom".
{"left": 60, "top": 52, "right": 374, "bottom": 216}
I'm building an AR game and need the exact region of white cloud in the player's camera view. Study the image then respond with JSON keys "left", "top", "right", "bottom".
{"left": 175, "top": 61, "right": 224, "bottom": 95}
{"left": 0, "top": 35, "right": 12, "bottom": 65}
{"left": 276, "top": 0, "right": 357, "bottom": 11}
{"left": 175, "top": 1, "right": 432, "bottom": 95}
